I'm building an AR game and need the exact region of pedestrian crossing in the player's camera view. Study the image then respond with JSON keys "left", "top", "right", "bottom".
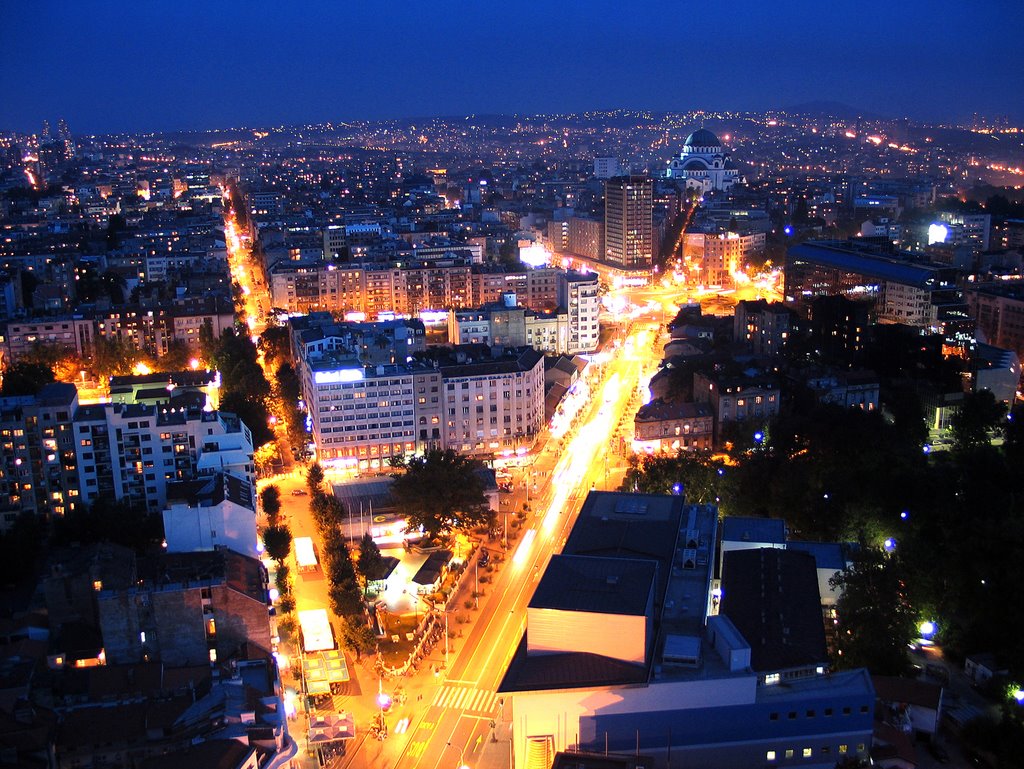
{"left": 431, "top": 685, "right": 499, "bottom": 714}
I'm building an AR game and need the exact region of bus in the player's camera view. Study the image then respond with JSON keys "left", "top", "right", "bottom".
{"left": 298, "top": 609, "right": 336, "bottom": 653}
{"left": 294, "top": 537, "right": 318, "bottom": 573}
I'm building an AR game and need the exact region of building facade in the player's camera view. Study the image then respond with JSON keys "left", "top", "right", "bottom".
{"left": 605, "top": 176, "right": 653, "bottom": 269}
{"left": 666, "top": 130, "right": 741, "bottom": 192}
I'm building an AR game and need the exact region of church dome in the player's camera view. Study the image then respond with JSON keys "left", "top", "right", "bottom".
{"left": 683, "top": 129, "right": 721, "bottom": 148}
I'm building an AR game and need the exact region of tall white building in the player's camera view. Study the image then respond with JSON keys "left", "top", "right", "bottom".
{"left": 73, "top": 400, "right": 255, "bottom": 513}
{"left": 667, "top": 130, "right": 741, "bottom": 193}
{"left": 558, "top": 270, "right": 601, "bottom": 353}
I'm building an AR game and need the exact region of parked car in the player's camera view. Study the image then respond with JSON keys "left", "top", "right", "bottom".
{"left": 478, "top": 551, "right": 490, "bottom": 567}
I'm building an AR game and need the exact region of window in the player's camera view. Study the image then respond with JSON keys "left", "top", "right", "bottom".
{"left": 788, "top": 712, "right": 797, "bottom": 720}
{"left": 802, "top": 748, "right": 812, "bottom": 758}
{"left": 766, "top": 750, "right": 776, "bottom": 761}
{"left": 842, "top": 707, "right": 851, "bottom": 715}
{"left": 769, "top": 712, "right": 778, "bottom": 721}
{"left": 859, "top": 705, "right": 869, "bottom": 714}
{"left": 806, "top": 710, "right": 815, "bottom": 718}
{"left": 784, "top": 750, "right": 794, "bottom": 759}
{"left": 824, "top": 708, "right": 833, "bottom": 717}
{"left": 838, "top": 745, "right": 848, "bottom": 755}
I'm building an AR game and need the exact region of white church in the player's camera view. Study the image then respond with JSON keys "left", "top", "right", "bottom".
{"left": 666, "top": 129, "right": 742, "bottom": 192}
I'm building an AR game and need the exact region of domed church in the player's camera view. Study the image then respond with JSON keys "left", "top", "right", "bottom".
{"left": 666, "top": 129, "right": 741, "bottom": 192}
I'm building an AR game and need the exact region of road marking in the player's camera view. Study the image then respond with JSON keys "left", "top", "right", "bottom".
{"left": 407, "top": 741, "right": 427, "bottom": 758}
{"left": 431, "top": 685, "right": 498, "bottom": 714}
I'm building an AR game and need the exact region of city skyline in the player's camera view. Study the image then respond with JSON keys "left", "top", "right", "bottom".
{"left": 2, "top": 0, "right": 1023, "bottom": 134}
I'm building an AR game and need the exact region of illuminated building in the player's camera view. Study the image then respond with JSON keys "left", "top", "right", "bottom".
{"left": 693, "top": 370, "right": 781, "bottom": 443}
{"left": 500, "top": 492, "right": 874, "bottom": 769}
{"left": 633, "top": 399, "right": 713, "bottom": 453}
{"left": 73, "top": 399, "right": 254, "bottom": 513}
{"left": 733, "top": 300, "right": 795, "bottom": 357}
{"left": 666, "top": 130, "right": 741, "bottom": 192}
{"left": 604, "top": 176, "right": 653, "bottom": 269}
{"left": 0, "top": 382, "right": 80, "bottom": 531}
{"left": 964, "top": 282, "right": 1024, "bottom": 360}
{"left": 785, "top": 241, "right": 963, "bottom": 332}
{"left": 299, "top": 354, "right": 425, "bottom": 464}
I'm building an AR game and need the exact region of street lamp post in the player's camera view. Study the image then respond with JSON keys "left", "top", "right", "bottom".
{"left": 445, "top": 741, "right": 470, "bottom": 769}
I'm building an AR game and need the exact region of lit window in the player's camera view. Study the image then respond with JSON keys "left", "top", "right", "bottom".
{"left": 803, "top": 748, "right": 812, "bottom": 758}
{"left": 766, "top": 751, "right": 776, "bottom": 761}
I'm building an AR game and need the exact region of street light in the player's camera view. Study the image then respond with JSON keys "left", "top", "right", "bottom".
{"left": 445, "top": 742, "right": 470, "bottom": 769}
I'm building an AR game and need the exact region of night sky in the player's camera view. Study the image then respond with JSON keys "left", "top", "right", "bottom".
{"left": 2, "top": 0, "right": 1022, "bottom": 134}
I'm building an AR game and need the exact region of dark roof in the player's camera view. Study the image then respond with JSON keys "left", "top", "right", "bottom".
{"left": 131, "top": 549, "right": 266, "bottom": 603}
{"left": 166, "top": 472, "right": 255, "bottom": 512}
{"left": 872, "top": 675, "right": 942, "bottom": 710}
{"left": 439, "top": 347, "right": 544, "bottom": 378}
{"left": 721, "top": 516, "right": 787, "bottom": 545}
{"left": 138, "top": 739, "right": 256, "bottom": 769}
{"left": 788, "top": 241, "right": 954, "bottom": 289}
{"left": 552, "top": 751, "right": 655, "bottom": 769}
{"left": 684, "top": 129, "right": 721, "bottom": 148}
{"left": 412, "top": 550, "right": 452, "bottom": 586}
{"left": 562, "top": 492, "right": 686, "bottom": 608}
{"left": 498, "top": 635, "right": 648, "bottom": 693}
{"left": 787, "top": 540, "right": 850, "bottom": 571}
{"left": 634, "top": 399, "right": 712, "bottom": 423}
{"left": 529, "top": 555, "right": 656, "bottom": 616}
{"left": 720, "top": 548, "right": 827, "bottom": 672}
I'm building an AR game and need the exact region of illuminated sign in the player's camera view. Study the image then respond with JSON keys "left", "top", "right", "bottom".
{"left": 519, "top": 244, "right": 552, "bottom": 268}
{"left": 927, "top": 223, "right": 949, "bottom": 245}
{"left": 314, "top": 368, "right": 364, "bottom": 385}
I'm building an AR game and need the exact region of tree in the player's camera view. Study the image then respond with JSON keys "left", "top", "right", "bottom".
{"left": 262, "top": 525, "right": 293, "bottom": 564}
{"left": 339, "top": 615, "right": 377, "bottom": 661}
{"left": 328, "top": 580, "right": 365, "bottom": 618}
{"left": 260, "top": 485, "right": 281, "bottom": 523}
{"left": 1, "top": 361, "right": 55, "bottom": 396}
{"left": 950, "top": 390, "right": 1005, "bottom": 453}
{"left": 307, "top": 462, "right": 325, "bottom": 493}
{"left": 356, "top": 533, "right": 387, "bottom": 591}
{"left": 260, "top": 326, "right": 291, "bottom": 370}
{"left": 389, "top": 449, "right": 490, "bottom": 541}
{"left": 830, "top": 547, "right": 916, "bottom": 675}
{"left": 90, "top": 336, "right": 143, "bottom": 378}
{"left": 310, "top": 491, "right": 346, "bottom": 535}
{"left": 155, "top": 339, "right": 193, "bottom": 373}
{"left": 322, "top": 528, "right": 356, "bottom": 584}
{"left": 198, "top": 318, "right": 219, "bottom": 367}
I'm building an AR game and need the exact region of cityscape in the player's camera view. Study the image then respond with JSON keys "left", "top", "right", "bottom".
{"left": 2, "top": 4, "right": 1024, "bottom": 769}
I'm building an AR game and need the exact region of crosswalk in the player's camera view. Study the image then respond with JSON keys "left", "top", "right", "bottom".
{"left": 431, "top": 684, "right": 499, "bottom": 714}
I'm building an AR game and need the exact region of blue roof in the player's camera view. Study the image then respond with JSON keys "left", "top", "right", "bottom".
{"left": 787, "top": 541, "right": 849, "bottom": 571}
{"left": 721, "top": 516, "right": 787, "bottom": 545}
{"left": 788, "top": 241, "right": 948, "bottom": 289}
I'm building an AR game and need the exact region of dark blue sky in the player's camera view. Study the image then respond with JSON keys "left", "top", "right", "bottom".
{"left": 2, "top": 0, "right": 1022, "bottom": 134}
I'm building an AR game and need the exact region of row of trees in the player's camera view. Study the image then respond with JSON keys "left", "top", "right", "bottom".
{"left": 622, "top": 396, "right": 1024, "bottom": 682}
{"left": 202, "top": 325, "right": 274, "bottom": 447}
{"left": 304, "top": 464, "right": 377, "bottom": 660}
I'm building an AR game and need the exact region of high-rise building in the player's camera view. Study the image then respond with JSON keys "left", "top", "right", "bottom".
{"left": 604, "top": 175, "right": 653, "bottom": 269}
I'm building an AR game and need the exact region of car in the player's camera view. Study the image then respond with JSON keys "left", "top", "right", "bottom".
{"left": 290, "top": 489, "right": 308, "bottom": 496}
{"left": 478, "top": 551, "right": 490, "bottom": 567}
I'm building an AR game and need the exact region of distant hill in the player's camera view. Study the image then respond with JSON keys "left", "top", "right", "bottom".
{"left": 785, "top": 101, "right": 886, "bottom": 121}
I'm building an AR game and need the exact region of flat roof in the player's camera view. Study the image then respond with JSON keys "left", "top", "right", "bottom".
{"left": 720, "top": 548, "right": 828, "bottom": 672}
{"left": 721, "top": 516, "right": 787, "bottom": 545}
{"left": 530, "top": 555, "right": 656, "bottom": 616}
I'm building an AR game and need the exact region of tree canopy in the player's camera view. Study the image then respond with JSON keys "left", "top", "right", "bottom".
{"left": 389, "top": 449, "right": 491, "bottom": 540}
{"left": 830, "top": 547, "right": 917, "bottom": 675}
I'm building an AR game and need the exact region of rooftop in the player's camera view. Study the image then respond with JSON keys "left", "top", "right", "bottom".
{"left": 529, "top": 555, "right": 656, "bottom": 616}
{"left": 720, "top": 548, "right": 827, "bottom": 672}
